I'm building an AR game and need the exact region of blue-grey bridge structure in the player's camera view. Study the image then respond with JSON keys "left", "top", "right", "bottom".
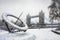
{"left": 26, "top": 11, "right": 60, "bottom": 28}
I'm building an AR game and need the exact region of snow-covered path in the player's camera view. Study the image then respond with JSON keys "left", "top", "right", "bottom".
{"left": 0, "top": 28, "right": 60, "bottom": 40}
{"left": 27, "top": 28, "right": 60, "bottom": 40}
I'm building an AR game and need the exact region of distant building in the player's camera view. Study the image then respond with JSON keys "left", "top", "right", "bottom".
{"left": 26, "top": 11, "right": 44, "bottom": 28}
{"left": 39, "top": 10, "right": 44, "bottom": 24}
{"left": 26, "top": 14, "right": 31, "bottom": 27}
{"left": 39, "top": 10, "right": 44, "bottom": 27}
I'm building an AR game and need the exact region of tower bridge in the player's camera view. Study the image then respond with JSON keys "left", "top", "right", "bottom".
{"left": 26, "top": 10, "right": 44, "bottom": 28}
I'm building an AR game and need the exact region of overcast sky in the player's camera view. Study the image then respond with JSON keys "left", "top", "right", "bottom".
{"left": 0, "top": 0, "right": 52, "bottom": 23}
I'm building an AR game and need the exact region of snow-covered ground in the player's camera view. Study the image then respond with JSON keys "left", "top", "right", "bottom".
{"left": 0, "top": 28, "right": 60, "bottom": 40}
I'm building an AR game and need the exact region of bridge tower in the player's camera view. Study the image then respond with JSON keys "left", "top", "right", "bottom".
{"left": 39, "top": 10, "right": 44, "bottom": 27}
{"left": 26, "top": 14, "right": 31, "bottom": 27}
